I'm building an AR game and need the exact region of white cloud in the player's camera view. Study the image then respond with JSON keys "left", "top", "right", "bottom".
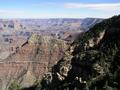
{"left": 0, "top": 10, "right": 75, "bottom": 19}
{"left": 64, "top": 3, "right": 120, "bottom": 11}
{"left": 0, "top": 9, "right": 27, "bottom": 18}
{"left": 0, "top": 3, "right": 119, "bottom": 19}
{"left": 0, "top": 10, "right": 25, "bottom": 14}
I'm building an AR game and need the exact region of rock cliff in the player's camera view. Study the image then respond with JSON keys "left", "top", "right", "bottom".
{"left": 0, "top": 34, "right": 69, "bottom": 90}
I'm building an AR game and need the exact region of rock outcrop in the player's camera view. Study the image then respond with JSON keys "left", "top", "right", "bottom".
{"left": 0, "top": 34, "right": 69, "bottom": 90}
{"left": 40, "top": 15, "right": 120, "bottom": 90}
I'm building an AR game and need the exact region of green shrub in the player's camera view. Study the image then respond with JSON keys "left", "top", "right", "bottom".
{"left": 9, "top": 82, "right": 21, "bottom": 90}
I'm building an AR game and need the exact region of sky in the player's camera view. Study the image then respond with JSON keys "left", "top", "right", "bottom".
{"left": 0, "top": 0, "right": 120, "bottom": 18}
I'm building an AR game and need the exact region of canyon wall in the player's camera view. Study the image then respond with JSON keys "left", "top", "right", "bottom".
{"left": 0, "top": 34, "right": 69, "bottom": 90}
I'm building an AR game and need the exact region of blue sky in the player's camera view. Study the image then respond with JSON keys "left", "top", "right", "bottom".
{"left": 0, "top": 0, "right": 120, "bottom": 18}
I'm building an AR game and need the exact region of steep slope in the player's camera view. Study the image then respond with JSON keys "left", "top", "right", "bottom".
{"left": 81, "top": 18, "right": 103, "bottom": 31}
{"left": 40, "top": 15, "right": 120, "bottom": 90}
{"left": 0, "top": 34, "right": 69, "bottom": 90}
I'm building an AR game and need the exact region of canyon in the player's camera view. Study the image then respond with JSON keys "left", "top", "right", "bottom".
{"left": 0, "top": 34, "right": 68, "bottom": 90}
{"left": 0, "top": 18, "right": 102, "bottom": 90}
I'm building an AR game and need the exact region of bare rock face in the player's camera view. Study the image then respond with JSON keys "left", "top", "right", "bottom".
{"left": 0, "top": 34, "right": 69, "bottom": 90}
